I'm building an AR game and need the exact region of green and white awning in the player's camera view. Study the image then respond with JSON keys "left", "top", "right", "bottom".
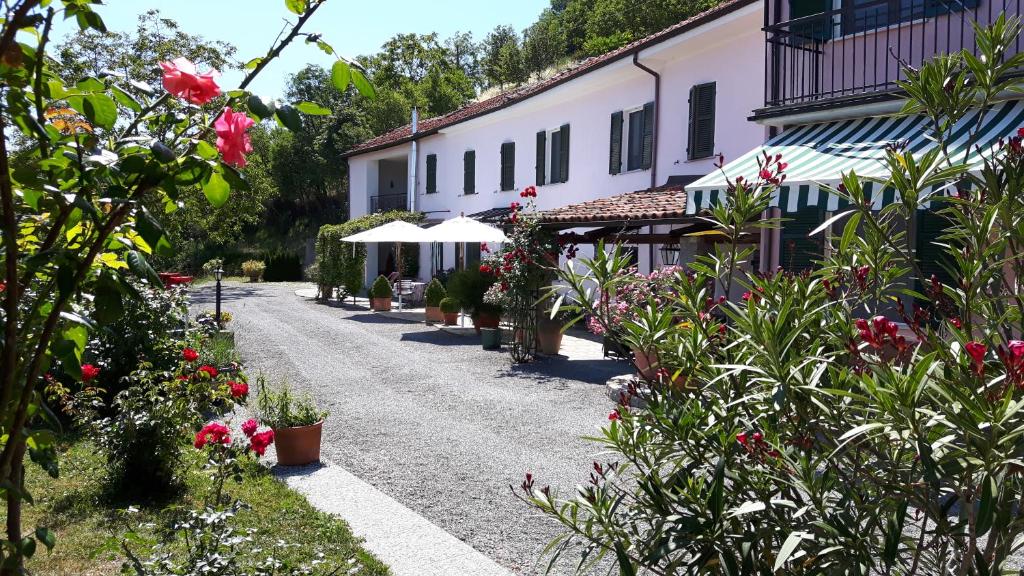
{"left": 685, "top": 99, "right": 1024, "bottom": 214}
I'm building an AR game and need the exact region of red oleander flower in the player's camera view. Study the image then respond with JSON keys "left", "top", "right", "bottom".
{"left": 194, "top": 422, "right": 231, "bottom": 449}
{"left": 198, "top": 365, "right": 219, "bottom": 378}
{"left": 949, "top": 317, "right": 962, "bottom": 329}
{"left": 248, "top": 429, "right": 275, "bottom": 456}
{"left": 608, "top": 410, "right": 621, "bottom": 421}
{"left": 160, "top": 57, "right": 221, "bottom": 105}
{"left": 229, "top": 381, "right": 249, "bottom": 398}
{"left": 966, "top": 341, "right": 987, "bottom": 376}
{"left": 241, "top": 418, "right": 258, "bottom": 437}
{"left": 81, "top": 364, "right": 100, "bottom": 383}
{"left": 736, "top": 432, "right": 748, "bottom": 446}
{"left": 742, "top": 291, "right": 752, "bottom": 301}
{"left": 182, "top": 348, "right": 199, "bottom": 362}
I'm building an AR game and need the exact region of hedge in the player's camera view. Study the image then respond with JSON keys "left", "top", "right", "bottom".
{"left": 316, "top": 210, "right": 424, "bottom": 299}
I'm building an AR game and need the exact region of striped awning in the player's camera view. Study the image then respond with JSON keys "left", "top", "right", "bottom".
{"left": 686, "top": 99, "right": 1024, "bottom": 213}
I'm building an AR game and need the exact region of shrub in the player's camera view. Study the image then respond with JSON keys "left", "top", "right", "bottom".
{"left": 201, "top": 258, "right": 224, "bottom": 277}
{"left": 262, "top": 251, "right": 303, "bottom": 281}
{"left": 253, "top": 376, "right": 327, "bottom": 429}
{"left": 446, "top": 268, "right": 495, "bottom": 315}
{"left": 370, "top": 275, "right": 392, "bottom": 298}
{"left": 424, "top": 278, "right": 446, "bottom": 307}
{"left": 241, "top": 260, "right": 265, "bottom": 281}
{"left": 439, "top": 297, "right": 459, "bottom": 314}
{"left": 196, "top": 309, "right": 232, "bottom": 325}
{"left": 316, "top": 210, "right": 424, "bottom": 298}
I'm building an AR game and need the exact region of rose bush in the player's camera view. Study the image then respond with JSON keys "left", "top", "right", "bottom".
{"left": 522, "top": 17, "right": 1024, "bottom": 575}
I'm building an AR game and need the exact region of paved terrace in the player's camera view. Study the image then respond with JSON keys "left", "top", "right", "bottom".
{"left": 192, "top": 281, "right": 631, "bottom": 575}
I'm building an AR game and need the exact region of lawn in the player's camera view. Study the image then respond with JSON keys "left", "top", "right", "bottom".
{"left": 22, "top": 436, "right": 389, "bottom": 576}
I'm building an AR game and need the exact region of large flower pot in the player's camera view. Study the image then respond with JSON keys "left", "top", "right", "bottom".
{"left": 425, "top": 306, "right": 444, "bottom": 323}
{"left": 443, "top": 312, "right": 459, "bottom": 325}
{"left": 474, "top": 312, "right": 500, "bottom": 330}
{"left": 371, "top": 297, "right": 392, "bottom": 311}
{"left": 631, "top": 347, "right": 660, "bottom": 381}
{"left": 537, "top": 322, "right": 563, "bottom": 355}
{"left": 481, "top": 327, "right": 502, "bottom": 350}
{"left": 273, "top": 421, "right": 323, "bottom": 466}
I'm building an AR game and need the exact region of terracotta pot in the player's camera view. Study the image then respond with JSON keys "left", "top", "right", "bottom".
{"left": 443, "top": 312, "right": 459, "bottom": 325}
{"left": 631, "top": 347, "right": 660, "bottom": 381}
{"left": 425, "top": 306, "right": 443, "bottom": 323}
{"left": 537, "top": 321, "right": 563, "bottom": 355}
{"left": 273, "top": 421, "right": 323, "bottom": 466}
{"left": 371, "top": 297, "right": 392, "bottom": 311}
{"left": 474, "top": 312, "right": 500, "bottom": 330}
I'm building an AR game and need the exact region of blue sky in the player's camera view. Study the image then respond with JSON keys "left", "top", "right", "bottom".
{"left": 52, "top": 0, "right": 550, "bottom": 99}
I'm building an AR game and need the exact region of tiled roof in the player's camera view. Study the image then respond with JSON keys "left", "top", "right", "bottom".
{"left": 538, "top": 185, "right": 687, "bottom": 225}
{"left": 342, "top": 0, "right": 757, "bottom": 158}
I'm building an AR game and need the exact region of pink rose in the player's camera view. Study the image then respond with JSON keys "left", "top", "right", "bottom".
{"left": 160, "top": 57, "right": 221, "bottom": 105}
{"left": 214, "top": 107, "right": 255, "bottom": 168}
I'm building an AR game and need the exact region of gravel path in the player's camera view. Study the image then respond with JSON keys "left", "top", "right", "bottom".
{"left": 192, "top": 281, "right": 630, "bottom": 575}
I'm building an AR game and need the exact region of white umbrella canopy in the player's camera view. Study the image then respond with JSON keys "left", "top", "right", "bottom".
{"left": 341, "top": 220, "right": 429, "bottom": 243}
{"left": 424, "top": 215, "right": 508, "bottom": 243}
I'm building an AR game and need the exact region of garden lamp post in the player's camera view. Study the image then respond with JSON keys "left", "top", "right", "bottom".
{"left": 214, "top": 267, "right": 224, "bottom": 330}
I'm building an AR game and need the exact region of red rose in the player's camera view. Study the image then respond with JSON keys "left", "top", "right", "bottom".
{"left": 81, "top": 364, "right": 100, "bottom": 383}
{"left": 182, "top": 348, "right": 199, "bottom": 362}
{"left": 241, "top": 418, "right": 258, "bottom": 438}
{"left": 198, "top": 365, "right": 219, "bottom": 378}
{"left": 229, "top": 380, "right": 249, "bottom": 398}
{"left": 248, "top": 429, "right": 275, "bottom": 456}
{"left": 214, "top": 107, "right": 255, "bottom": 168}
{"left": 194, "top": 422, "right": 231, "bottom": 449}
{"left": 159, "top": 57, "right": 221, "bottom": 105}
{"left": 479, "top": 264, "right": 492, "bottom": 275}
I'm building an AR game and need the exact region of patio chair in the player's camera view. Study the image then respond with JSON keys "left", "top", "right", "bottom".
{"left": 393, "top": 279, "right": 418, "bottom": 306}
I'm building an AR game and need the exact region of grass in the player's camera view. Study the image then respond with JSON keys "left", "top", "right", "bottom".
{"left": 22, "top": 436, "right": 389, "bottom": 576}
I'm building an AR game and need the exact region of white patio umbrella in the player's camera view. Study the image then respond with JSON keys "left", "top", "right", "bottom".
{"left": 343, "top": 220, "right": 429, "bottom": 309}
{"left": 422, "top": 214, "right": 508, "bottom": 326}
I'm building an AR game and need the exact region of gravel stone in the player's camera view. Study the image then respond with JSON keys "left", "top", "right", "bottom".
{"left": 191, "top": 282, "right": 631, "bottom": 575}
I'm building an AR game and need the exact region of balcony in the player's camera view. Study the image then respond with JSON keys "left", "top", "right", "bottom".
{"left": 370, "top": 193, "right": 407, "bottom": 213}
{"left": 762, "top": 0, "right": 1023, "bottom": 114}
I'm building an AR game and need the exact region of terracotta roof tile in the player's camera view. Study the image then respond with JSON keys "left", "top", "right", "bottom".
{"left": 342, "top": 0, "right": 757, "bottom": 158}
{"left": 538, "top": 185, "right": 688, "bottom": 225}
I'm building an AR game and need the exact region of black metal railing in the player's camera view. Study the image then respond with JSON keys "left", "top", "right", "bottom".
{"left": 764, "top": 0, "right": 1022, "bottom": 109}
{"left": 370, "top": 193, "right": 407, "bottom": 213}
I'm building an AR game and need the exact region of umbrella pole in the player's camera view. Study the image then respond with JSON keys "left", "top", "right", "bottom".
{"left": 396, "top": 242, "right": 403, "bottom": 311}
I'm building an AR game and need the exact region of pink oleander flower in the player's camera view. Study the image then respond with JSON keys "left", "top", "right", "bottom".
{"left": 214, "top": 107, "right": 255, "bottom": 168}
{"left": 160, "top": 57, "right": 221, "bottom": 105}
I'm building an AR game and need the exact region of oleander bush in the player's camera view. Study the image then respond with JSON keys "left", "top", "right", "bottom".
{"left": 522, "top": 17, "right": 1024, "bottom": 575}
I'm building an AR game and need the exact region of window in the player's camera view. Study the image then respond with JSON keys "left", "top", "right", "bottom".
{"left": 688, "top": 82, "right": 716, "bottom": 160}
{"left": 425, "top": 154, "right": 438, "bottom": 194}
{"left": 500, "top": 142, "right": 515, "bottom": 191}
{"left": 464, "top": 150, "right": 475, "bottom": 194}
{"left": 839, "top": 0, "right": 978, "bottom": 34}
{"left": 536, "top": 125, "right": 571, "bottom": 185}
{"left": 610, "top": 103, "right": 654, "bottom": 174}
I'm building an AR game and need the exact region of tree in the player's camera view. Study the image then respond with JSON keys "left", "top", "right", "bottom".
{"left": 522, "top": 9, "right": 566, "bottom": 78}
{"left": 481, "top": 25, "right": 525, "bottom": 89}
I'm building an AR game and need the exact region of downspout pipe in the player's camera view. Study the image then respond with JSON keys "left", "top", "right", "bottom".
{"left": 408, "top": 107, "right": 418, "bottom": 213}
{"left": 632, "top": 53, "right": 660, "bottom": 190}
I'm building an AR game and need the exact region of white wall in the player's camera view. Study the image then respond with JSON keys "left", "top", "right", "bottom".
{"left": 346, "top": 3, "right": 767, "bottom": 283}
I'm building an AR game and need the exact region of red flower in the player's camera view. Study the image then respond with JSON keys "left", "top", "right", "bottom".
{"left": 949, "top": 317, "right": 962, "bottom": 329}
{"left": 608, "top": 409, "right": 621, "bottom": 421}
{"left": 736, "top": 432, "right": 748, "bottom": 445}
{"left": 214, "top": 107, "right": 255, "bottom": 168}
{"left": 194, "top": 422, "right": 231, "bottom": 449}
{"left": 0, "top": 281, "right": 6, "bottom": 292}
{"left": 198, "top": 365, "right": 219, "bottom": 378}
{"left": 509, "top": 201, "right": 521, "bottom": 211}
{"left": 480, "top": 243, "right": 490, "bottom": 253}
{"left": 81, "top": 364, "right": 100, "bottom": 383}
{"left": 241, "top": 418, "right": 258, "bottom": 437}
{"left": 182, "top": 348, "right": 199, "bottom": 362}
{"left": 248, "top": 429, "right": 275, "bottom": 456}
{"left": 479, "top": 264, "right": 493, "bottom": 275}
{"left": 229, "top": 380, "right": 249, "bottom": 398}
{"left": 742, "top": 291, "right": 752, "bottom": 301}
{"left": 520, "top": 185, "right": 537, "bottom": 198}
{"left": 966, "top": 341, "right": 987, "bottom": 375}
{"left": 160, "top": 57, "right": 221, "bottom": 105}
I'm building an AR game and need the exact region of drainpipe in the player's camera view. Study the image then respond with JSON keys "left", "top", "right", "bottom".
{"left": 632, "top": 53, "right": 659, "bottom": 190}
{"left": 408, "top": 107, "right": 418, "bottom": 212}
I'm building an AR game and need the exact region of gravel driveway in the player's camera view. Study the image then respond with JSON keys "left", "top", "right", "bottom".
{"left": 191, "top": 281, "right": 630, "bottom": 575}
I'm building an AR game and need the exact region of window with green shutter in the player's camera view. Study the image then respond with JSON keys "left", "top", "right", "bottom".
{"left": 609, "top": 111, "right": 623, "bottom": 175}
{"left": 641, "top": 101, "right": 654, "bottom": 170}
{"left": 426, "top": 154, "right": 437, "bottom": 194}
{"left": 463, "top": 150, "right": 475, "bottom": 195}
{"left": 915, "top": 209, "right": 953, "bottom": 288}
{"left": 558, "top": 123, "right": 570, "bottom": 183}
{"left": 500, "top": 142, "right": 515, "bottom": 191}
{"left": 780, "top": 208, "right": 825, "bottom": 272}
{"left": 688, "top": 82, "right": 716, "bottom": 160}
{"left": 536, "top": 131, "right": 546, "bottom": 186}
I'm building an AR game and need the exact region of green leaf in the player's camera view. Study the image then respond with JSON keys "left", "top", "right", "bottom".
{"left": 35, "top": 527, "right": 56, "bottom": 551}
{"left": 76, "top": 10, "right": 106, "bottom": 32}
{"left": 774, "top": 531, "right": 809, "bottom": 571}
{"left": 110, "top": 85, "right": 142, "bottom": 113}
{"left": 126, "top": 251, "right": 163, "bottom": 287}
{"left": 295, "top": 101, "right": 331, "bottom": 116}
{"left": 82, "top": 94, "right": 117, "bottom": 130}
{"left": 75, "top": 77, "right": 105, "bottom": 93}
{"left": 243, "top": 57, "right": 263, "bottom": 70}
{"left": 195, "top": 140, "right": 218, "bottom": 160}
{"left": 977, "top": 475, "right": 996, "bottom": 536}
{"left": 331, "top": 60, "right": 351, "bottom": 93}
{"left": 134, "top": 207, "right": 173, "bottom": 257}
{"left": 203, "top": 169, "right": 230, "bottom": 208}
{"left": 285, "top": 0, "right": 307, "bottom": 14}
{"left": 351, "top": 67, "right": 376, "bottom": 99}
{"left": 20, "top": 536, "right": 35, "bottom": 559}
{"left": 614, "top": 542, "right": 636, "bottom": 576}
{"left": 275, "top": 104, "right": 302, "bottom": 132}
{"left": 94, "top": 272, "right": 125, "bottom": 325}
{"left": 246, "top": 94, "right": 273, "bottom": 120}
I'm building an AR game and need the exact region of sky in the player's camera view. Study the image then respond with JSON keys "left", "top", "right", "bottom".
{"left": 52, "top": 0, "right": 550, "bottom": 99}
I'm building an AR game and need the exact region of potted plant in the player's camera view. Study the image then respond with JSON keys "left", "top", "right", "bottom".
{"left": 537, "top": 309, "right": 568, "bottom": 355}
{"left": 370, "top": 274, "right": 393, "bottom": 311}
{"left": 241, "top": 259, "right": 265, "bottom": 282}
{"left": 447, "top": 268, "right": 494, "bottom": 332}
{"left": 253, "top": 377, "right": 328, "bottom": 466}
{"left": 424, "top": 278, "right": 446, "bottom": 323}
{"left": 440, "top": 297, "right": 460, "bottom": 326}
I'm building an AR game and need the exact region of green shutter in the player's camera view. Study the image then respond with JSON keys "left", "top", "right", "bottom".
{"left": 536, "top": 131, "right": 546, "bottom": 186}
{"left": 915, "top": 210, "right": 953, "bottom": 287}
{"left": 609, "top": 111, "right": 623, "bottom": 175}
{"left": 641, "top": 101, "right": 655, "bottom": 170}
{"left": 426, "top": 154, "right": 437, "bottom": 194}
{"left": 780, "top": 208, "right": 824, "bottom": 272}
{"left": 501, "top": 142, "right": 515, "bottom": 191}
{"left": 559, "top": 123, "right": 570, "bottom": 183}
{"left": 463, "top": 150, "right": 475, "bottom": 194}
{"left": 688, "top": 83, "right": 716, "bottom": 160}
